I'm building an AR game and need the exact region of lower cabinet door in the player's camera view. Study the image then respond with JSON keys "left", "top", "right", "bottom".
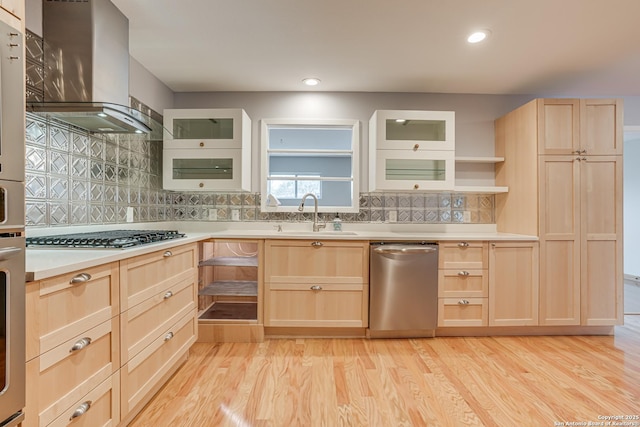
{"left": 437, "top": 297, "right": 488, "bottom": 327}
{"left": 25, "top": 317, "right": 119, "bottom": 427}
{"left": 48, "top": 373, "right": 120, "bottom": 427}
{"left": 121, "top": 311, "right": 197, "bottom": 415}
{"left": 265, "top": 283, "right": 368, "bottom": 327}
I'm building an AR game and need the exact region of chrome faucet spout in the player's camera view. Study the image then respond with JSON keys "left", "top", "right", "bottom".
{"left": 298, "top": 193, "right": 326, "bottom": 232}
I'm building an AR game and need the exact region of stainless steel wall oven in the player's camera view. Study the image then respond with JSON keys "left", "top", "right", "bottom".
{"left": 0, "top": 18, "right": 26, "bottom": 427}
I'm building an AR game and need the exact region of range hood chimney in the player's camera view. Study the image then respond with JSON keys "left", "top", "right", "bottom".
{"left": 27, "top": 0, "right": 166, "bottom": 140}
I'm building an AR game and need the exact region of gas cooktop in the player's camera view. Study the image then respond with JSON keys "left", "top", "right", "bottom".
{"left": 26, "top": 230, "right": 186, "bottom": 249}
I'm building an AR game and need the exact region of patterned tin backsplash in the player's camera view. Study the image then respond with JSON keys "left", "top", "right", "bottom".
{"left": 25, "top": 111, "right": 494, "bottom": 227}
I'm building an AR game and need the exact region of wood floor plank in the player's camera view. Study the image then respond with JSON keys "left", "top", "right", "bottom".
{"left": 129, "top": 316, "right": 640, "bottom": 427}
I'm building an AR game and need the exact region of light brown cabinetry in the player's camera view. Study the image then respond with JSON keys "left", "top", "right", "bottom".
{"left": 488, "top": 241, "right": 539, "bottom": 326}
{"left": 25, "top": 242, "right": 199, "bottom": 427}
{"left": 496, "top": 98, "right": 623, "bottom": 327}
{"left": 437, "top": 242, "right": 488, "bottom": 326}
{"left": 25, "top": 263, "right": 121, "bottom": 427}
{"left": 264, "top": 240, "right": 369, "bottom": 328}
{"left": 119, "top": 243, "right": 198, "bottom": 423}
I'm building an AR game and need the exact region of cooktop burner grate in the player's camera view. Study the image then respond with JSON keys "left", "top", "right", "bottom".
{"left": 26, "top": 230, "right": 186, "bottom": 249}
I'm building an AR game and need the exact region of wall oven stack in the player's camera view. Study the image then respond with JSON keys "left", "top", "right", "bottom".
{"left": 0, "top": 19, "right": 26, "bottom": 427}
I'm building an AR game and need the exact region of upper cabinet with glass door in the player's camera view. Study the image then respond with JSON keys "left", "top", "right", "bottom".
{"left": 369, "top": 110, "right": 455, "bottom": 191}
{"left": 163, "top": 108, "right": 250, "bottom": 149}
{"left": 370, "top": 110, "right": 455, "bottom": 151}
{"left": 162, "top": 108, "right": 251, "bottom": 191}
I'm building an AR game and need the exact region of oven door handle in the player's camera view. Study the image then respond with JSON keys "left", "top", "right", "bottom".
{"left": 0, "top": 246, "right": 22, "bottom": 261}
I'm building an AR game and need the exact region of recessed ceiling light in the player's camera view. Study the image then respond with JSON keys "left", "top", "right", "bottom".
{"left": 135, "top": 129, "right": 143, "bottom": 134}
{"left": 467, "top": 30, "right": 490, "bottom": 44}
{"left": 97, "top": 112, "right": 108, "bottom": 118}
{"left": 302, "top": 77, "right": 320, "bottom": 86}
{"left": 395, "top": 119, "right": 406, "bottom": 123}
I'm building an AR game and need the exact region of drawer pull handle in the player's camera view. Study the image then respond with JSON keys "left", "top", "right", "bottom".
{"left": 164, "top": 291, "right": 174, "bottom": 299}
{"left": 458, "top": 271, "right": 470, "bottom": 277}
{"left": 163, "top": 250, "right": 173, "bottom": 257}
{"left": 414, "top": 184, "right": 419, "bottom": 190}
{"left": 70, "top": 337, "right": 92, "bottom": 353}
{"left": 70, "top": 273, "right": 92, "bottom": 284}
{"left": 311, "top": 241, "right": 323, "bottom": 247}
{"left": 69, "top": 401, "right": 92, "bottom": 420}
{"left": 413, "top": 143, "right": 420, "bottom": 151}
{"left": 457, "top": 242, "right": 469, "bottom": 248}
{"left": 310, "top": 285, "right": 323, "bottom": 291}
{"left": 164, "top": 332, "right": 174, "bottom": 341}
{"left": 458, "top": 299, "right": 470, "bottom": 305}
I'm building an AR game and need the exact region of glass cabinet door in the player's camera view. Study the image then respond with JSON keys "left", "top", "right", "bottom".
{"left": 163, "top": 108, "right": 248, "bottom": 149}
{"left": 373, "top": 150, "right": 455, "bottom": 191}
{"left": 372, "top": 110, "right": 455, "bottom": 151}
{"left": 163, "top": 148, "right": 249, "bottom": 191}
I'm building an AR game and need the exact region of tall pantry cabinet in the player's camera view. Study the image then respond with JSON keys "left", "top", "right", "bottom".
{"left": 495, "top": 98, "right": 623, "bottom": 326}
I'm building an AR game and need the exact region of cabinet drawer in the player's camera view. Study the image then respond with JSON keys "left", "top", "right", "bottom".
{"left": 438, "top": 242, "right": 488, "bottom": 269}
{"left": 265, "top": 240, "right": 368, "bottom": 283}
{"left": 121, "top": 311, "right": 197, "bottom": 415}
{"left": 25, "top": 318, "right": 119, "bottom": 427}
{"left": 265, "top": 283, "right": 368, "bottom": 327}
{"left": 438, "top": 269, "right": 488, "bottom": 298}
{"left": 47, "top": 373, "right": 120, "bottom": 427}
{"left": 437, "top": 298, "right": 488, "bottom": 327}
{"left": 26, "top": 263, "right": 119, "bottom": 359}
{"left": 120, "top": 243, "right": 198, "bottom": 311}
{"left": 121, "top": 276, "right": 196, "bottom": 364}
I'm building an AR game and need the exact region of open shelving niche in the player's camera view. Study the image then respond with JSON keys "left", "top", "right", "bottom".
{"left": 197, "top": 239, "right": 264, "bottom": 341}
{"left": 454, "top": 156, "right": 508, "bottom": 193}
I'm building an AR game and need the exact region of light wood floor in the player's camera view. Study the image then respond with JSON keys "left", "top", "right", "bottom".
{"left": 130, "top": 316, "right": 640, "bottom": 427}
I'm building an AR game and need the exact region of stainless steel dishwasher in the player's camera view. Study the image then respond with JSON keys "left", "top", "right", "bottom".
{"left": 369, "top": 242, "right": 438, "bottom": 338}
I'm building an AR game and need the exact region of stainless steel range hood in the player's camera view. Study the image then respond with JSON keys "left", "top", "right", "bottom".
{"left": 27, "top": 0, "right": 166, "bottom": 140}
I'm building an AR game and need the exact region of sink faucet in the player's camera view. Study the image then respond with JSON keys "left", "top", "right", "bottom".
{"left": 298, "top": 193, "right": 326, "bottom": 232}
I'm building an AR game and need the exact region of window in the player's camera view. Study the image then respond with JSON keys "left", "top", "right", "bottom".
{"left": 261, "top": 119, "right": 359, "bottom": 212}
{"left": 269, "top": 174, "right": 322, "bottom": 199}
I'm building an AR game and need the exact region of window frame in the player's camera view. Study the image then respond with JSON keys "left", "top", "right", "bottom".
{"left": 260, "top": 118, "right": 360, "bottom": 213}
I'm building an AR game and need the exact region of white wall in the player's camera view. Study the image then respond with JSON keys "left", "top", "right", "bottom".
{"left": 624, "top": 128, "right": 640, "bottom": 278}
{"left": 129, "top": 58, "right": 174, "bottom": 114}
{"left": 174, "top": 92, "right": 533, "bottom": 190}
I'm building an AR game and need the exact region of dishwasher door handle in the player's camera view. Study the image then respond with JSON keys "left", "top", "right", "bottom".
{"left": 373, "top": 246, "right": 437, "bottom": 254}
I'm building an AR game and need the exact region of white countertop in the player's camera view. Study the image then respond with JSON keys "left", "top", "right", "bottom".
{"left": 26, "top": 221, "right": 537, "bottom": 281}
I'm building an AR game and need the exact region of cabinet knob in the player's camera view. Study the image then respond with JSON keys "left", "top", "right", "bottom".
{"left": 311, "top": 241, "right": 323, "bottom": 247}
{"left": 458, "top": 299, "right": 470, "bottom": 305}
{"left": 458, "top": 271, "right": 470, "bottom": 277}
{"left": 164, "top": 332, "right": 174, "bottom": 341}
{"left": 199, "top": 142, "right": 204, "bottom": 147}
{"left": 414, "top": 184, "right": 420, "bottom": 190}
{"left": 199, "top": 182, "right": 204, "bottom": 188}
{"left": 70, "top": 273, "right": 92, "bottom": 284}
{"left": 69, "top": 337, "right": 92, "bottom": 353}
{"left": 457, "top": 242, "right": 469, "bottom": 248}
{"left": 310, "top": 285, "right": 323, "bottom": 291}
{"left": 164, "top": 291, "right": 174, "bottom": 299}
{"left": 69, "top": 401, "right": 92, "bottom": 420}
{"left": 163, "top": 251, "right": 173, "bottom": 257}
{"left": 413, "top": 143, "right": 420, "bottom": 151}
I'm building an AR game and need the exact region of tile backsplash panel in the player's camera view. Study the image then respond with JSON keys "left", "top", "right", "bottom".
{"left": 25, "top": 112, "right": 494, "bottom": 227}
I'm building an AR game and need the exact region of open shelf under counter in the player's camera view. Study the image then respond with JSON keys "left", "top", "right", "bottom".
{"left": 199, "top": 256, "right": 258, "bottom": 267}
{"left": 199, "top": 280, "right": 258, "bottom": 297}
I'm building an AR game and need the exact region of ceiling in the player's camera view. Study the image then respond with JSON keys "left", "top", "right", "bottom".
{"left": 111, "top": 0, "right": 640, "bottom": 96}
